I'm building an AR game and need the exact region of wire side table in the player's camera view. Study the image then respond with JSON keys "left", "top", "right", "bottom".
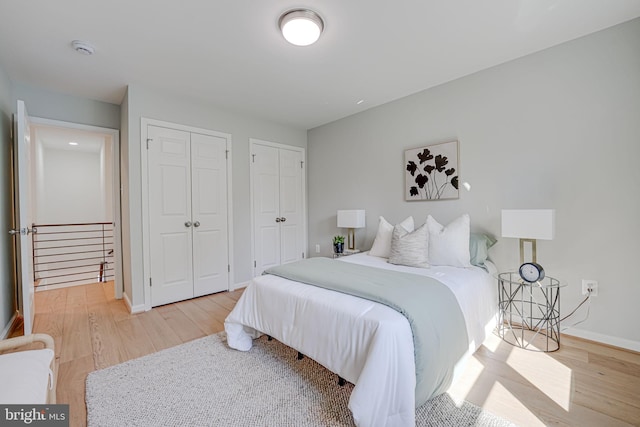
{"left": 497, "top": 272, "right": 564, "bottom": 352}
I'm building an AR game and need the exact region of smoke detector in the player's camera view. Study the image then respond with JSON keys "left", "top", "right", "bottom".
{"left": 71, "top": 40, "right": 95, "bottom": 55}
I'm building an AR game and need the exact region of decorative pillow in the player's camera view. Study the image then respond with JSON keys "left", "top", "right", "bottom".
{"left": 426, "top": 214, "right": 471, "bottom": 268}
{"left": 469, "top": 233, "right": 497, "bottom": 267}
{"left": 369, "top": 216, "right": 414, "bottom": 258}
{"left": 388, "top": 223, "right": 429, "bottom": 268}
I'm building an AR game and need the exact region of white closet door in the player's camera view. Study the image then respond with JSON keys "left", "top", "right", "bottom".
{"left": 252, "top": 144, "right": 281, "bottom": 275}
{"left": 148, "top": 125, "right": 194, "bottom": 306}
{"left": 191, "top": 133, "right": 229, "bottom": 296}
{"left": 252, "top": 142, "right": 305, "bottom": 276}
{"left": 278, "top": 148, "right": 304, "bottom": 265}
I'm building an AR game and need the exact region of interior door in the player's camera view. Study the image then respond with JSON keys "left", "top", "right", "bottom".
{"left": 252, "top": 142, "right": 305, "bottom": 276}
{"left": 190, "top": 133, "right": 229, "bottom": 296}
{"left": 13, "top": 100, "right": 35, "bottom": 334}
{"left": 278, "top": 148, "right": 304, "bottom": 265}
{"left": 148, "top": 125, "right": 194, "bottom": 306}
{"left": 252, "top": 144, "right": 280, "bottom": 275}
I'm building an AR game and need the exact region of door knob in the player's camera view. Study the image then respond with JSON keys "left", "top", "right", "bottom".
{"left": 185, "top": 221, "right": 192, "bottom": 227}
{"left": 280, "top": 217, "right": 286, "bottom": 222}
{"left": 193, "top": 221, "right": 201, "bottom": 227}
{"left": 8, "top": 227, "right": 34, "bottom": 235}
{"left": 275, "top": 218, "right": 281, "bottom": 223}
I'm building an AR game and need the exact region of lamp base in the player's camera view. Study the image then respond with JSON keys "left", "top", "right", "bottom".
{"left": 519, "top": 238, "right": 537, "bottom": 264}
{"left": 347, "top": 228, "right": 356, "bottom": 250}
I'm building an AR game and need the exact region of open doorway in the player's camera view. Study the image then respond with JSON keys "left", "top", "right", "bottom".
{"left": 29, "top": 118, "right": 122, "bottom": 298}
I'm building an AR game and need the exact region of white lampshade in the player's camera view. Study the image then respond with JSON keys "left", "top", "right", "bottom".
{"left": 337, "top": 210, "right": 366, "bottom": 228}
{"left": 501, "top": 209, "right": 555, "bottom": 240}
{"left": 279, "top": 9, "right": 324, "bottom": 46}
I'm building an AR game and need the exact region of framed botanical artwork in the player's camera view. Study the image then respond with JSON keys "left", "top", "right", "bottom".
{"left": 405, "top": 140, "right": 459, "bottom": 201}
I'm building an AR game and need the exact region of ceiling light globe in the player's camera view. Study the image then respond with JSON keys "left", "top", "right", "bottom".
{"left": 279, "top": 9, "right": 324, "bottom": 46}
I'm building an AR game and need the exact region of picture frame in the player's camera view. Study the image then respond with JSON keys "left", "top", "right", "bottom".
{"left": 405, "top": 140, "right": 459, "bottom": 201}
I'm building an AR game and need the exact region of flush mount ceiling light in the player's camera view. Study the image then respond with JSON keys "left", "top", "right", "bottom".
{"left": 279, "top": 9, "right": 324, "bottom": 46}
{"left": 71, "top": 40, "right": 95, "bottom": 55}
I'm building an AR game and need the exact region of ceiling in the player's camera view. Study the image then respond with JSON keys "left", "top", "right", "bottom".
{"left": 36, "top": 125, "right": 106, "bottom": 154}
{"left": 1, "top": 1, "right": 638, "bottom": 130}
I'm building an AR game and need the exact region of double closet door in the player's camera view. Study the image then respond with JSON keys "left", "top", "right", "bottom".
{"left": 252, "top": 140, "right": 305, "bottom": 276}
{"left": 148, "top": 125, "right": 229, "bottom": 307}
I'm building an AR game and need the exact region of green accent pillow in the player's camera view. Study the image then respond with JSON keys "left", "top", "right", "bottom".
{"left": 469, "top": 233, "right": 497, "bottom": 267}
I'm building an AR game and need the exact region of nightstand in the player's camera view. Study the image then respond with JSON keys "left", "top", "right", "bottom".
{"left": 497, "top": 272, "right": 565, "bottom": 352}
{"left": 332, "top": 249, "right": 361, "bottom": 258}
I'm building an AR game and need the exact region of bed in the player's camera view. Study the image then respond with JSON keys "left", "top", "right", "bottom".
{"left": 225, "top": 250, "right": 497, "bottom": 427}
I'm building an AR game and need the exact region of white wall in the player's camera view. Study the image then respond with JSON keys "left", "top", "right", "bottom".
{"left": 100, "top": 139, "right": 114, "bottom": 222}
{"left": 12, "top": 83, "right": 120, "bottom": 130}
{"left": 36, "top": 148, "right": 105, "bottom": 224}
{"left": 0, "top": 63, "right": 15, "bottom": 336}
{"left": 308, "top": 18, "right": 640, "bottom": 348}
{"left": 121, "top": 85, "right": 307, "bottom": 308}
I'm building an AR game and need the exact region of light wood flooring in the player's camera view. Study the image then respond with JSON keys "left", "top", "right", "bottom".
{"left": 9, "top": 282, "right": 640, "bottom": 427}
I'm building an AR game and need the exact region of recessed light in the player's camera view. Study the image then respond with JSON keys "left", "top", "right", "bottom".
{"left": 69, "top": 142, "right": 78, "bottom": 146}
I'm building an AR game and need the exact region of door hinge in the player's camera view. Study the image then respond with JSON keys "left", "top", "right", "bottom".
{"left": 251, "top": 154, "right": 256, "bottom": 163}
{"left": 301, "top": 161, "right": 304, "bottom": 169}
{"left": 149, "top": 277, "right": 152, "bottom": 287}
{"left": 146, "top": 138, "right": 152, "bottom": 149}
{"left": 225, "top": 150, "right": 229, "bottom": 160}
{"left": 254, "top": 260, "right": 257, "bottom": 268}
{"left": 302, "top": 252, "right": 305, "bottom": 258}
{"left": 228, "top": 264, "right": 230, "bottom": 273}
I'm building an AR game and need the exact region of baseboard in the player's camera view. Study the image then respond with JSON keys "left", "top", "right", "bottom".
{"left": 563, "top": 327, "right": 640, "bottom": 353}
{"left": 123, "top": 292, "right": 146, "bottom": 314}
{"left": 0, "top": 312, "right": 18, "bottom": 340}
{"left": 230, "top": 281, "right": 249, "bottom": 292}
{"left": 123, "top": 282, "right": 247, "bottom": 313}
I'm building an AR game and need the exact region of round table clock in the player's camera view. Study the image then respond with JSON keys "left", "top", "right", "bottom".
{"left": 519, "top": 262, "right": 545, "bottom": 283}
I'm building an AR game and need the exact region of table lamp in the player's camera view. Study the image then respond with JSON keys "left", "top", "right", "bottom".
{"left": 501, "top": 209, "right": 555, "bottom": 264}
{"left": 337, "top": 210, "right": 366, "bottom": 250}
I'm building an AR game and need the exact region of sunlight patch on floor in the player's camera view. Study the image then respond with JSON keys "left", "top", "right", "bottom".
{"left": 506, "top": 347, "right": 572, "bottom": 411}
{"left": 483, "top": 332, "right": 504, "bottom": 353}
{"left": 485, "top": 381, "right": 548, "bottom": 427}
{"left": 448, "top": 356, "right": 485, "bottom": 406}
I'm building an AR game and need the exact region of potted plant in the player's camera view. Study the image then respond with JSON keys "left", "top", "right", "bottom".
{"left": 333, "top": 235, "right": 345, "bottom": 254}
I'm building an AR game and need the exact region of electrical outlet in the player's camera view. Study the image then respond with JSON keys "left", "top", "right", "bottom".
{"left": 315, "top": 244, "right": 320, "bottom": 253}
{"left": 582, "top": 279, "right": 598, "bottom": 296}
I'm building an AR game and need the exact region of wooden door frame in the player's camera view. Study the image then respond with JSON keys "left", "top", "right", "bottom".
{"left": 29, "top": 117, "right": 124, "bottom": 300}
{"left": 141, "top": 118, "right": 233, "bottom": 312}
{"left": 249, "top": 138, "right": 307, "bottom": 277}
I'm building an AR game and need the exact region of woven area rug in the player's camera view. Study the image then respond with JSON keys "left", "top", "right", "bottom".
{"left": 86, "top": 333, "right": 516, "bottom": 427}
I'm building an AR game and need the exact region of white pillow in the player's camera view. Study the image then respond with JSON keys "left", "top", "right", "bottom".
{"left": 369, "top": 216, "right": 414, "bottom": 258}
{"left": 426, "top": 214, "right": 471, "bottom": 267}
{"left": 388, "top": 223, "right": 430, "bottom": 268}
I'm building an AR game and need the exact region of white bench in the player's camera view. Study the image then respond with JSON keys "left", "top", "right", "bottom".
{"left": 0, "top": 334, "right": 57, "bottom": 404}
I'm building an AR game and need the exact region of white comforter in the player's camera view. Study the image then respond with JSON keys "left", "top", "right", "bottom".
{"left": 224, "top": 253, "right": 497, "bottom": 427}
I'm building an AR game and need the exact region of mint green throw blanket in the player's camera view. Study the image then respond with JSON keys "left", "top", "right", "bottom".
{"left": 265, "top": 257, "right": 469, "bottom": 406}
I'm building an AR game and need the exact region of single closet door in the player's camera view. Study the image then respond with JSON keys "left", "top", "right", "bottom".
{"left": 148, "top": 125, "right": 229, "bottom": 306}
{"left": 252, "top": 142, "right": 304, "bottom": 276}
{"left": 191, "top": 132, "right": 229, "bottom": 297}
